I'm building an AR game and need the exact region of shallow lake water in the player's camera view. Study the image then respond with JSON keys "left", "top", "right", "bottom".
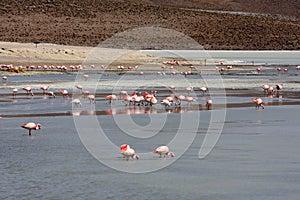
{"left": 1, "top": 64, "right": 300, "bottom": 199}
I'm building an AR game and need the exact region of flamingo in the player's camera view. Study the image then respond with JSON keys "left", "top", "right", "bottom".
{"left": 2, "top": 76, "right": 8, "bottom": 82}
{"left": 144, "top": 94, "right": 157, "bottom": 106}
{"left": 252, "top": 98, "right": 265, "bottom": 109}
{"left": 256, "top": 67, "right": 261, "bottom": 72}
{"left": 161, "top": 96, "right": 176, "bottom": 107}
{"left": 185, "top": 87, "right": 193, "bottom": 95}
{"left": 105, "top": 94, "right": 117, "bottom": 104}
{"left": 277, "top": 67, "right": 282, "bottom": 72}
{"left": 71, "top": 99, "right": 82, "bottom": 107}
{"left": 296, "top": 66, "right": 300, "bottom": 70}
{"left": 267, "top": 86, "right": 275, "bottom": 95}
{"left": 122, "top": 95, "right": 134, "bottom": 106}
{"left": 132, "top": 95, "right": 145, "bottom": 106}
{"left": 174, "top": 95, "right": 186, "bottom": 105}
{"left": 47, "top": 91, "right": 56, "bottom": 98}
{"left": 87, "top": 94, "right": 96, "bottom": 104}
{"left": 206, "top": 99, "right": 212, "bottom": 110}
{"left": 161, "top": 99, "right": 172, "bottom": 107}
{"left": 75, "top": 85, "right": 83, "bottom": 91}
{"left": 83, "top": 74, "right": 89, "bottom": 79}
{"left": 40, "top": 85, "right": 50, "bottom": 94}
{"left": 21, "top": 122, "right": 41, "bottom": 136}
{"left": 261, "top": 84, "right": 270, "bottom": 93}
{"left": 82, "top": 90, "right": 90, "bottom": 98}
{"left": 183, "top": 96, "right": 198, "bottom": 104}
{"left": 275, "top": 84, "right": 283, "bottom": 91}
{"left": 198, "top": 87, "right": 208, "bottom": 95}
{"left": 120, "top": 144, "right": 140, "bottom": 161}
{"left": 153, "top": 146, "right": 175, "bottom": 158}
{"left": 12, "top": 88, "right": 18, "bottom": 97}
{"left": 60, "top": 89, "right": 69, "bottom": 98}
{"left": 22, "top": 87, "right": 34, "bottom": 96}
{"left": 118, "top": 90, "right": 128, "bottom": 99}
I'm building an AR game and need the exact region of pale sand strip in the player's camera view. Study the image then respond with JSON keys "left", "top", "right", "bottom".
{"left": 0, "top": 42, "right": 163, "bottom": 67}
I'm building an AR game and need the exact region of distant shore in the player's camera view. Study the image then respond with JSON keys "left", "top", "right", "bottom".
{"left": 1, "top": 42, "right": 299, "bottom": 76}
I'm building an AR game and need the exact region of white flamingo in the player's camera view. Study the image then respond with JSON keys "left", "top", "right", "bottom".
{"left": 153, "top": 146, "right": 175, "bottom": 158}
{"left": 120, "top": 144, "right": 140, "bottom": 161}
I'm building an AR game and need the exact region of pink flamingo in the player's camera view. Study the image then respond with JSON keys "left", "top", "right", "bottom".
{"left": 153, "top": 146, "right": 175, "bottom": 158}
{"left": 277, "top": 67, "right": 282, "bottom": 72}
{"left": 252, "top": 98, "right": 265, "bottom": 109}
{"left": 21, "top": 122, "right": 41, "bottom": 136}
{"left": 267, "top": 86, "right": 275, "bottom": 95}
{"left": 256, "top": 67, "right": 261, "bottom": 72}
{"left": 105, "top": 94, "right": 117, "bottom": 104}
{"left": 60, "top": 89, "right": 69, "bottom": 98}
{"left": 184, "top": 96, "right": 197, "bottom": 104}
{"left": 261, "top": 84, "right": 270, "bottom": 93}
{"left": 118, "top": 90, "right": 128, "bottom": 99}
{"left": 132, "top": 95, "right": 145, "bottom": 106}
{"left": 144, "top": 94, "right": 157, "bottom": 106}
{"left": 71, "top": 99, "right": 82, "bottom": 107}
{"left": 82, "top": 90, "right": 90, "bottom": 98}
{"left": 161, "top": 96, "right": 176, "bottom": 107}
{"left": 174, "top": 95, "right": 186, "bottom": 105}
{"left": 122, "top": 95, "right": 134, "bottom": 106}
{"left": 120, "top": 144, "right": 140, "bottom": 161}
{"left": 22, "top": 87, "right": 34, "bottom": 96}
{"left": 47, "top": 91, "right": 56, "bottom": 98}
{"left": 40, "top": 85, "right": 50, "bottom": 94}
{"left": 206, "top": 99, "right": 212, "bottom": 110}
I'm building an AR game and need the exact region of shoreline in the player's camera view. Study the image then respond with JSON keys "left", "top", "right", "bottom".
{"left": 1, "top": 42, "right": 300, "bottom": 76}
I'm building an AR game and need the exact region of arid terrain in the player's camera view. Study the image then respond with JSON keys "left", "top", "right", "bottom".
{"left": 0, "top": 0, "right": 300, "bottom": 50}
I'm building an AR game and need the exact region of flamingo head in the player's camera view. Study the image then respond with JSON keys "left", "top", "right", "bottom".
{"left": 120, "top": 144, "right": 129, "bottom": 152}
{"left": 36, "top": 123, "right": 42, "bottom": 129}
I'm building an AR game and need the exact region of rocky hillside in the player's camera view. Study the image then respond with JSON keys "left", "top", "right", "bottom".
{"left": 0, "top": 0, "right": 299, "bottom": 50}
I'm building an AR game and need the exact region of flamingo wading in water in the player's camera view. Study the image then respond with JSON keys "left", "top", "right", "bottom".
{"left": 153, "top": 146, "right": 175, "bottom": 158}
{"left": 252, "top": 98, "right": 265, "bottom": 109}
{"left": 120, "top": 144, "right": 140, "bottom": 161}
{"left": 21, "top": 122, "right": 41, "bottom": 136}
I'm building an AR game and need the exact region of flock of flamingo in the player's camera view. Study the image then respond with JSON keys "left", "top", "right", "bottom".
{"left": 1, "top": 62, "right": 299, "bottom": 161}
